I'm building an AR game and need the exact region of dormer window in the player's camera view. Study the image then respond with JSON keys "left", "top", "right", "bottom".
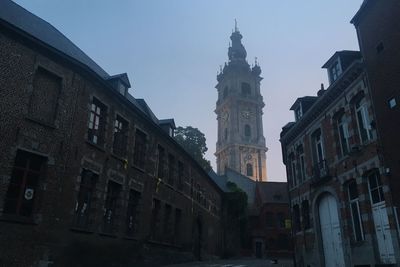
{"left": 330, "top": 60, "right": 342, "bottom": 82}
{"left": 118, "top": 82, "right": 126, "bottom": 96}
{"left": 295, "top": 106, "right": 303, "bottom": 121}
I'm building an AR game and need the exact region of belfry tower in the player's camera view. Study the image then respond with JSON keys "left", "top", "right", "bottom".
{"left": 215, "top": 23, "right": 268, "bottom": 181}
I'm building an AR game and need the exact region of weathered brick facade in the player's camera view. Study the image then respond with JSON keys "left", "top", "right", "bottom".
{"left": 0, "top": 1, "right": 222, "bottom": 266}
{"left": 280, "top": 50, "right": 400, "bottom": 266}
{"left": 352, "top": 0, "right": 400, "bottom": 227}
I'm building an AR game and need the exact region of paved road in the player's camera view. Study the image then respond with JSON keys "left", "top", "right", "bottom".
{"left": 163, "top": 258, "right": 294, "bottom": 267}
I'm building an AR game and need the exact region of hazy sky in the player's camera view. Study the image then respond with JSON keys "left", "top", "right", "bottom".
{"left": 14, "top": 0, "right": 362, "bottom": 181}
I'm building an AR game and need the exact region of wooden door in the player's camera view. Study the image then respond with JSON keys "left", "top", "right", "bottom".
{"left": 319, "top": 194, "right": 345, "bottom": 267}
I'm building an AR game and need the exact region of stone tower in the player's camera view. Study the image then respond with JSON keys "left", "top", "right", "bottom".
{"left": 215, "top": 24, "right": 268, "bottom": 181}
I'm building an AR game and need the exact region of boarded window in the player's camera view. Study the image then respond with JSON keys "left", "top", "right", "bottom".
{"left": 133, "top": 130, "right": 146, "bottom": 169}
{"left": 126, "top": 190, "right": 141, "bottom": 236}
{"left": 29, "top": 68, "right": 61, "bottom": 124}
{"left": 113, "top": 115, "right": 129, "bottom": 157}
{"left": 4, "top": 150, "right": 46, "bottom": 217}
{"left": 74, "top": 169, "right": 97, "bottom": 228}
{"left": 103, "top": 180, "right": 121, "bottom": 233}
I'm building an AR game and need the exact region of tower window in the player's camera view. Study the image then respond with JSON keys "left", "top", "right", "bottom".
{"left": 241, "top": 82, "right": 251, "bottom": 96}
{"left": 244, "top": 124, "right": 251, "bottom": 137}
{"left": 224, "top": 128, "right": 228, "bottom": 140}
{"left": 246, "top": 163, "right": 253, "bottom": 177}
{"left": 223, "top": 86, "right": 228, "bottom": 99}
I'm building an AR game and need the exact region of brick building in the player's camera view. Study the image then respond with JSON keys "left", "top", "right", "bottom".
{"left": 280, "top": 48, "right": 400, "bottom": 266}
{"left": 351, "top": 0, "right": 400, "bottom": 242}
{"left": 0, "top": 1, "right": 223, "bottom": 266}
{"left": 251, "top": 182, "right": 292, "bottom": 259}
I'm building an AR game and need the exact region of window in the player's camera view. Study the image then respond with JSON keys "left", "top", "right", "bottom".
{"left": 126, "top": 190, "right": 141, "bottom": 236}
{"left": 88, "top": 97, "right": 107, "bottom": 145}
{"left": 133, "top": 130, "right": 146, "bottom": 169}
{"left": 103, "top": 181, "right": 121, "bottom": 233}
{"left": 157, "top": 145, "right": 165, "bottom": 179}
{"left": 29, "top": 67, "right": 61, "bottom": 124}
{"left": 3, "top": 150, "right": 46, "bottom": 217}
{"left": 348, "top": 180, "right": 364, "bottom": 241}
{"left": 113, "top": 115, "right": 129, "bottom": 157}
{"left": 289, "top": 152, "right": 297, "bottom": 186}
{"left": 389, "top": 97, "right": 397, "bottom": 109}
{"left": 355, "top": 99, "right": 373, "bottom": 143}
{"left": 163, "top": 204, "right": 172, "bottom": 242}
{"left": 74, "top": 169, "right": 97, "bottom": 228}
{"left": 224, "top": 128, "right": 228, "bottom": 140}
{"left": 368, "top": 171, "right": 385, "bottom": 204}
{"left": 297, "top": 145, "right": 305, "bottom": 183}
{"left": 312, "top": 129, "right": 326, "bottom": 177}
{"left": 337, "top": 114, "right": 350, "bottom": 156}
{"left": 168, "top": 154, "right": 175, "bottom": 186}
{"left": 313, "top": 130, "right": 324, "bottom": 163}
{"left": 244, "top": 125, "right": 251, "bottom": 137}
{"left": 293, "top": 204, "right": 301, "bottom": 232}
{"left": 330, "top": 60, "right": 342, "bottom": 82}
{"left": 295, "top": 106, "right": 302, "bottom": 121}
{"left": 150, "top": 199, "right": 161, "bottom": 240}
{"left": 301, "top": 200, "right": 310, "bottom": 230}
{"left": 246, "top": 163, "right": 253, "bottom": 177}
{"left": 241, "top": 82, "right": 251, "bottom": 96}
{"left": 265, "top": 212, "right": 275, "bottom": 227}
{"left": 177, "top": 161, "right": 184, "bottom": 191}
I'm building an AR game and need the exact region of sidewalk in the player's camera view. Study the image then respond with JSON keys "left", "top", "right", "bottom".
{"left": 163, "top": 257, "right": 294, "bottom": 267}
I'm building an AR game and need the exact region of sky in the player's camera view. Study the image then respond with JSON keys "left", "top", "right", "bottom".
{"left": 14, "top": 0, "right": 363, "bottom": 182}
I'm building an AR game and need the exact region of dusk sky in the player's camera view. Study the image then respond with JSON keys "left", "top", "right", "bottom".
{"left": 14, "top": 0, "right": 363, "bottom": 181}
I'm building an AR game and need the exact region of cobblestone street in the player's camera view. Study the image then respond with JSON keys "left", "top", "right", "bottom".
{"left": 163, "top": 258, "right": 294, "bottom": 267}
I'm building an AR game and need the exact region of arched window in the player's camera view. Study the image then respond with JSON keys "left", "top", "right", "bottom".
{"left": 241, "top": 82, "right": 251, "bottom": 96}
{"left": 244, "top": 125, "right": 251, "bottom": 137}
{"left": 246, "top": 163, "right": 253, "bottom": 177}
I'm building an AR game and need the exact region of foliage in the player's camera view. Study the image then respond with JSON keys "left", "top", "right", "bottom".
{"left": 224, "top": 181, "right": 250, "bottom": 252}
{"left": 174, "top": 126, "right": 212, "bottom": 172}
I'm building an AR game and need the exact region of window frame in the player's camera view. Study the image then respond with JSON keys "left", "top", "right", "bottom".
{"left": 355, "top": 99, "right": 373, "bottom": 143}
{"left": 112, "top": 115, "right": 129, "bottom": 158}
{"left": 133, "top": 129, "right": 147, "bottom": 169}
{"left": 88, "top": 97, "right": 107, "bottom": 145}
{"left": 348, "top": 180, "right": 365, "bottom": 242}
{"left": 3, "top": 150, "right": 47, "bottom": 217}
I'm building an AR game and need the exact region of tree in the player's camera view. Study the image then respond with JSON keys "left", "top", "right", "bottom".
{"left": 174, "top": 126, "right": 212, "bottom": 172}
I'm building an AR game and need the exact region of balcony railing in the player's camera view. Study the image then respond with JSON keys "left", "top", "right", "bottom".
{"left": 311, "top": 160, "right": 331, "bottom": 185}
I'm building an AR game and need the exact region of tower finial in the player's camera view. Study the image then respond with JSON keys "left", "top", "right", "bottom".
{"left": 255, "top": 57, "right": 258, "bottom": 66}
{"left": 235, "top": 19, "right": 238, "bottom": 32}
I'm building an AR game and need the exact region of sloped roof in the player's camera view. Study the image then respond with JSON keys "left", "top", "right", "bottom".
{"left": 208, "top": 170, "right": 229, "bottom": 192}
{"left": 0, "top": 0, "right": 109, "bottom": 78}
{"left": 256, "top": 182, "right": 288, "bottom": 204}
{"left": 225, "top": 168, "right": 256, "bottom": 205}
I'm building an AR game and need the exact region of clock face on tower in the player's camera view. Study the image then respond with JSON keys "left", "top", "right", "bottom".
{"left": 241, "top": 110, "right": 251, "bottom": 119}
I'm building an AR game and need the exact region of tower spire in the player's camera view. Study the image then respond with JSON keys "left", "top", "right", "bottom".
{"left": 235, "top": 19, "right": 238, "bottom": 32}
